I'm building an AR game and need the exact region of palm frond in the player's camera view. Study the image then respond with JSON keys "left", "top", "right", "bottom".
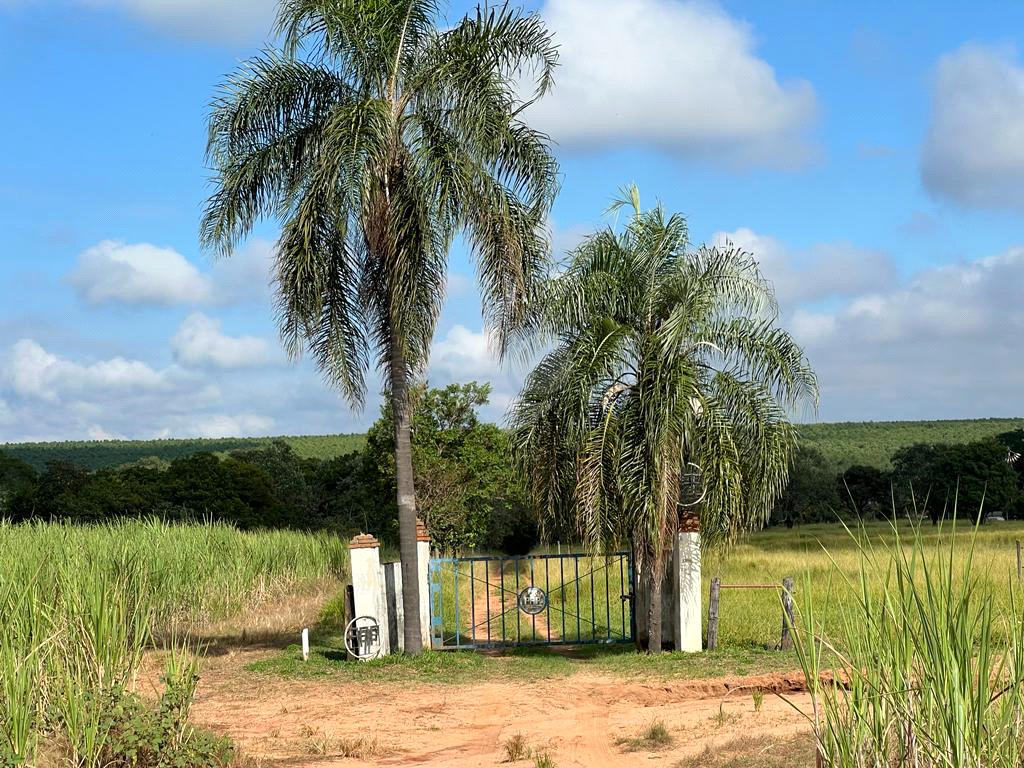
{"left": 511, "top": 188, "right": 818, "bottom": 559}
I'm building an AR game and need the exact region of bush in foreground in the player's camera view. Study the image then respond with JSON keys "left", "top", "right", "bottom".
{"left": 794, "top": 520, "right": 1024, "bottom": 766}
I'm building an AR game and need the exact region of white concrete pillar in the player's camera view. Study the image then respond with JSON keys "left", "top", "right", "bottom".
{"left": 673, "top": 525, "right": 702, "bottom": 653}
{"left": 416, "top": 520, "right": 431, "bottom": 649}
{"left": 349, "top": 533, "right": 389, "bottom": 656}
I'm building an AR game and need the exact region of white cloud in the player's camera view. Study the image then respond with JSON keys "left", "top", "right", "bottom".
{"left": 921, "top": 44, "right": 1024, "bottom": 211}
{"left": 65, "top": 241, "right": 214, "bottom": 306}
{"left": 0, "top": 337, "right": 360, "bottom": 442}
{"left": 184, "top": 413, "right": 276, "bottom": 439}
{"left": 789, "top": 310, "right": 837, "bottom": 343}
{"left": 211, "top": 239, "right": 277, "bottom": 305}
{"left": 171, "top": 313, "right": 276, "bottom": 369}
{"left": 87, "top": 424, "right": 120, "bottom": 441}
{"left": 65, "top": 238, "right": 276, "bottom": 309}
{"left": 6, "top": 339, "right": 168, "bottom": 401}
{"left": 78, "top": 0, "right": 277, "bottom": 43}
{"left": 428, "top": 324, "right": 532, "bottom": 424}
{"left": 549, "top": 217, "right": 593, "bottom": 258}
{"left": 792, "top": 247, "right": 1024, "bottom": 420}
{"left": 430, "top": 325, "right": 502, "bottom": 380}
{"left": 526, "top": 0, "right": 818, "bottom": 169}
{"left": 713, "top": 228, "right": 896, "bottom": 308}
{"left": 446, "top": 272, "right": 474, "bottom": 300}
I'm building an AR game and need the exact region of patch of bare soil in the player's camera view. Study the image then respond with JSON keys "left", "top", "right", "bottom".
{"left": 186, "top": 651, "right": 816, "bottom": 768}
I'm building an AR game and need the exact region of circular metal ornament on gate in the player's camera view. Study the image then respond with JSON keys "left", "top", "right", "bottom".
{"left": 679, "top": 461, "right": 707, "bottom": 507}
{"left": 344, "top": 615, "right": 383, "bottom": 660}
{"left": 517, "top": 586, "right": 548, "bottom": 615}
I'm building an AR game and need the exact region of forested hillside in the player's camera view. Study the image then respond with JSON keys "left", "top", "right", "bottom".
{"left": 3, "top": 414, "right": 1022, "bottom": 536}
{"left": 797, "top": 418, "right": 1024, "bottom": 470}
{"left": 1, "top": 434, "right": 366, "bottom": 472}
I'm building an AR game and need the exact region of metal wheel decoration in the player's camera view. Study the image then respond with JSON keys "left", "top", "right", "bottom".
{"left": 679, "top": 461, "right": 706, "bottom": 507}
{"left": 344, "top": 615, "right": 383, "bottom": 660}
{"left": 517, "top": 585, "right": 548, "bottom": 615}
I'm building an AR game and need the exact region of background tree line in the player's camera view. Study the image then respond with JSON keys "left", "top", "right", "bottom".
{"left": 4, "top": 403, "right": 1019, "bottom": 540}
{"left": 0, "top": 383, "right": 537, "bottom": 554}
{"left": 2, "top": 408, "right": 1021, "bottom": 543}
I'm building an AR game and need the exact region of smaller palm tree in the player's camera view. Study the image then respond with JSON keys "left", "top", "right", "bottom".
{"left": 510, "top": 187, "right": 818, "bottom": 651}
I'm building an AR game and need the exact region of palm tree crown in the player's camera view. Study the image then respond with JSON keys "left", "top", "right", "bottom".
{"left": 202, "top": 0, "right": 559, "bottom": 654}
{"left": 510, "top": 188, "right": 818, "bottom": 647}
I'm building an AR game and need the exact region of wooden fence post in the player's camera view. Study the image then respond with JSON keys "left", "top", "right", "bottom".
{"left": 1016, "top": 540, "right": 1021, "bottom": 582}
{"left": 780, "top": 576, "right": 795, "bottom": 651}
{"left": 706, "top": 577, "right": 721, "bottom": 651}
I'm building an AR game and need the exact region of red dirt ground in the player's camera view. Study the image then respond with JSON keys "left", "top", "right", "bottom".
{"left": 179, "top": 650, "right": 815, "bottom": 767}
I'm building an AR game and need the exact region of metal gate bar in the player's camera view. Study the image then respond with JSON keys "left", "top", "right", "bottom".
{"left": 429, "top": 551, "right": 635, "bottom": 650}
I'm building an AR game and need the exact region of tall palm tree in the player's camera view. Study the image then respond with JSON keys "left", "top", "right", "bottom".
{"left": 201, "top": 0, "right": 558, "bottom": 654}
{"left": 510, "top": 187, "right": 817, "bottom": 652}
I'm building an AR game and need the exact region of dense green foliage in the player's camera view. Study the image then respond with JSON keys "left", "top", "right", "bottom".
{"left": 0, "top": 434, "right": 366, "bottom": 472}
{"left": 777, "top": 434, "right": 1024, "bottom": 524}
{"left": 3, "top": 416, "right": 1022, "bottom": 534}
{"left": 364, "top": 382, "right": 533, "bottom": 553}
{"left": 5, "top": 418, "right": 1017, "bottom": 475}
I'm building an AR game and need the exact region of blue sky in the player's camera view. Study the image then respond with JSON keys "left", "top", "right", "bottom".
{"left": 1, "top": 0, "right": 1023, "bottom": 441}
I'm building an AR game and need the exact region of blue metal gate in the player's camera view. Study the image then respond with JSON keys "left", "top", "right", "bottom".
{"left": 428, "top": 551, "right": 635, "bottom": 649}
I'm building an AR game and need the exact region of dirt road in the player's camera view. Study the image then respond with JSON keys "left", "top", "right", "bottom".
{"left": 186, "top": 651, "right": 815, "bottom": 767}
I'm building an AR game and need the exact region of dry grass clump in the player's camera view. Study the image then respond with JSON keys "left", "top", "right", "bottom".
{"left": 616, "top": 720, "right": 674, "bottom": 752}
{"left": 502, "top": 732, "right": 530, "bottom": 762}
{"left": 296, "top": 725, "right": 388, "bottom": 759}
{"left": 675, "top": 733, "right": 815, "bottom": 768}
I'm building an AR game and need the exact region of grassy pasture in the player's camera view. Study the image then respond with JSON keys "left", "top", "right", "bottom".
{"left": 427, "top": 520, "right": 1024, "bottom": 653}
{"left": 705, "top": 519, "right": 1024, "bottom": 649}
{"left": 0, "top": 519, "right": 348, "bottom": 766}
{"left": 797, "top": 417, "right": 1023, "bottom": 470}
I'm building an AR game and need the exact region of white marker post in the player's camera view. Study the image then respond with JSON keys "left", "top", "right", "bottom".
{"left": 301, "top": 627, "right": 310, "bottom": 661}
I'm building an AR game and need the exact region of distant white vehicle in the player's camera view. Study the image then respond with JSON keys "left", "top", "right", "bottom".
{"left": 986, "top": 512, "right": 1006, "bottom": 523}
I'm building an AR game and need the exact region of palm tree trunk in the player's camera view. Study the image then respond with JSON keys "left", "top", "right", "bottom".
{"left": 648, "top": 556, "right": 664, "bottom": 654}
{"left": 389, "top": 333, "right": 423, "bottom": 656}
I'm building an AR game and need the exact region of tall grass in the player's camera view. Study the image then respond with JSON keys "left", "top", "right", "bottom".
{"left": 792, "top": 520, "right": 1024, "bottom": 766}
{"left": 0, "top": 518, "right": 348, "bottom": 765}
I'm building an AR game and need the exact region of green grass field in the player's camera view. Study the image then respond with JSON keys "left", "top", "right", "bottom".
{"left": 703, "top": 519, "right": 1024, "bottom": 648}
{"left": 260, "top": 518, "right": 1024, "bottom": 690}
{"left": 9, "top": 515, "right": 1017, "bottom": 766}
